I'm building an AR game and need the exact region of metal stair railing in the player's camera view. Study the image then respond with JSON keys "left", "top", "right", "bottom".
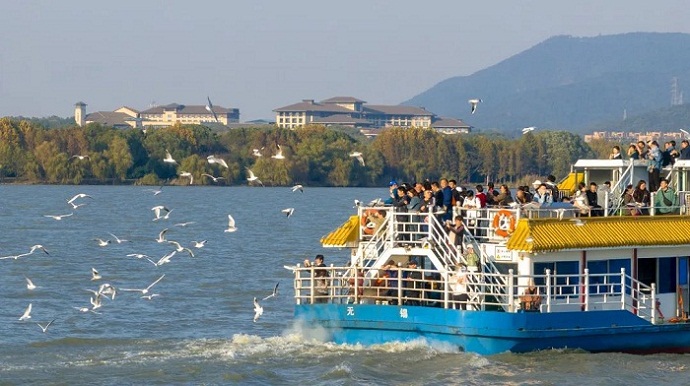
{"left": 462, "top": 230, "right": 510, "bottom": 311}
{"left": 356, "top": 207, "right": 392, "bottom": 267}
{"left": 426, "top": 212, "right": 465, "bottom": 268}
{"left": 606, "top": 159, "right": 636, "bottom": 216}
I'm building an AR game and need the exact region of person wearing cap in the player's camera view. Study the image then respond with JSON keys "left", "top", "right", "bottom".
{"left": 654, "top": 178, "right": 679, "bottom": 215}
{"left": 383, "top": 180, "right": 399, "bottom": 205}
{"left": 403, "top": 258, "right": 422, "bottom": 305}
{"left": 464, "top": 245, "right": 479, "bottom": 269}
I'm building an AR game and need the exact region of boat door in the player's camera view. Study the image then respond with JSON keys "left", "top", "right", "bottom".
{"left": 679, "top": 257, "right": 689, "bottom": 317}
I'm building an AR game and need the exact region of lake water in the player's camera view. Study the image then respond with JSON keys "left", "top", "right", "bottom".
{"left": 0, "top": 185, "right": 688, "bottom": 385}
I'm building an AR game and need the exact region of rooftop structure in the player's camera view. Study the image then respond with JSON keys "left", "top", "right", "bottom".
{"left": 273, "top": 96, "right": 471, "bottom": 133}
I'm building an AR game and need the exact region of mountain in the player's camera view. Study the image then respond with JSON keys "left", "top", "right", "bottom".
{"left": 402, "top": 33, "right": 690, "bottom": 134}
{"left": 589, "top": 102, "right": 690, "bottom": 132}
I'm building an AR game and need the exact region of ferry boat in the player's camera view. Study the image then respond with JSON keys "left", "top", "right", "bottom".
{"left": 290, "top": 159, "right": 690, "bottom": 355}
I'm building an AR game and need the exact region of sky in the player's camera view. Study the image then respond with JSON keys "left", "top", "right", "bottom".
{"left": 1, "top": 0, "right": 689, "bottom": 122}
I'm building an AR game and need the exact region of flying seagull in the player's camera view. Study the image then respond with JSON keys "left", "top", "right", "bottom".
{"left": 202, "top": 173, "right": 225, "bottom": 183}
{"left": 207, "top": 155, "right": 229, "bottom": 168}
{"left": 246, "top": 168, "right": 264, "bottom": 187}
{"left": 292, "top": 184, "right": 304, "bottom": 193}
{"left": 522, "top": 126, "right": 536, "bottom": 134}
{"left": 94, "top": 238, "right": 111, "bottom": 247}
{"left": 121, "top": 274, "right": 166, "bottom": 295}
{"left": 146, "top": 251, "right": 176, "bottom": 267}
{"left": 91, "top": 267, "right": 102, "bottom": 281}
{"left": 70, "top": 154, "right": 90, "bottom": 161}
{"left": 225, "top": 214, "right": 237, "bottom": 233}
{"left": 253, "top": 297, "right": 263, "bottom": 322}
{"left": 152, "top": 205, "right": 172, "bottom": 221}
{"left": 168, "top": 240, "right": 195, "bottom": 257}
{"left": 349, "top": 152, "right": 365, "bottom": 166}
{"left": 205, "top": 96, "right": 219, "bottom": 122}
{"left": 179, "top": 171, "right": 194, "bottom": 185}
{"left": 192, "top": 240, "right": 207, "bottom": 248}
{"left": 37, "top": 319, "right": 55, "bottom": 333}
{"left": 163, "top": 150, "right": 177, "bottom": 164}
{"left": 144, "top": 186, "right": 164, "bottom": 196}
{"left": 155, "top": 228, "right": 169, "bottom": 243}
{"left": 252, "top": 148, "right": 263, "bottom": 157}
{"left": 173, "top": 221, "right": 196, "bottom": 227}
{"left": 262, "top": 282, "right": 279, "bottom": 301}
{"left": 271, "top": 145, "right": 285, "bottom": 160}
{"left": 25, "top": 276, "right": 37, "bottom": 290}
{"left": 0, "top": 245, "right": 50, "bottom": 260}
{"left": 67, "top": 193, "right": 93, "bottom": 204}
{"left": 281, "top": 208, "right": 295, "bottom": 218}
{"left": 44, "top": 213, "right": 73, "bottom": 221}
{"left": 681, "top": 128, "right": 689, "bottom": 136}
{"left": 108, "top": 232, "right": 130, "bottom": 244}
{"left": 19, "top": 303, "right": 32, "bottom": 321}
{"left": 468, "top": 99, "right": 482, "bottom": 114}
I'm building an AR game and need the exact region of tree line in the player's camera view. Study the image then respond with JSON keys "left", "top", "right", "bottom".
{"left": 0, "top": 118, "right": 599, "bottom": 186}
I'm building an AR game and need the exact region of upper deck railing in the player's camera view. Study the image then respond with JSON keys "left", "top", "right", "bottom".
{"left": 292, "top": 266, "right": 660, "bottom": 323}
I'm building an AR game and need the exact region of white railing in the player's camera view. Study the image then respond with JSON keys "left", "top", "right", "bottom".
{"left": 292, "top": 266, "right": 659, "bottom": 323}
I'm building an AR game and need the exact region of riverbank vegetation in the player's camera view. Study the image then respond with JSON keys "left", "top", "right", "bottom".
{"left": 0, "top": 118, "right": 599, "bottom": 186}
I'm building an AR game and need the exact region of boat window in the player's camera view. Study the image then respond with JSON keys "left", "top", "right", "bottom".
{"left": 587, "top": 259, "right": 631, "bottom": 295}
{"left": 658, "top": 257, "right": 677, "bottom": 294}
{"left": 534, "top": 261, "right": 579, "bottom": 295}
{"left": 638, "top": 258, "right": 657, "bottom": 289}
{"left": 680, "top": 257, "right": 689, "bottom": 287}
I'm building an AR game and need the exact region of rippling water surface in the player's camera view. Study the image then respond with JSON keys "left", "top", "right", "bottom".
{"left": 0, "top": 185, "right": 688, "bottom": 385}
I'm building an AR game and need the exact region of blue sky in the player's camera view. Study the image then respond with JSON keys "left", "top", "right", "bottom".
{"left": 1, "top": 0, "right": 689, "bottom": 121}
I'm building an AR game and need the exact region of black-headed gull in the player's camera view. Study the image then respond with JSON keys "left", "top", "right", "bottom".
{"left": 1, "top": 245, "right": 50, "bottom": 260}
{"left": 67, "top": 193, "right": 93, "bottom": 204}
{"left": 108, "top": 232, "right": 130, "bottom": 244}
{"left": 292, "top": 184, "right": 304, "bottom": 193}
{"left": 19, "top": 303, "right": 32, "bottom": 321}
{"left": 522, "top": 126, "right": 536, "bottom": 134}
{"left": 252, "top": 148, "right": 263, "bottom": 157}
{"left": 37, "top": 319, "right": 55, "bottom": 333}
{"left": 207, "top": 155, "right": 229, "bottom": 168}
{"left": 44, "top": 213, "right": 73, "bottom": 220}
{"left": 205, "top": 96, "right": 219, "bottom": 122}
{"left": 468, "top": 98, "right": 482, "bottom": 114}
{"left": 281, "top": 208, "right": 295, "bottom": 218}
{"left": 163, "top": 150, "right": 177, "bottom": 164}
{"left": 253, "top": 297, "right": 263, "bottom": 322}
{"left": 168, "top": 241, "right": 195, "bottom": 257}
{"left": 271, "top": 145, "right": 285, "bottom": 160}
{"left": 91, "top": 267, "right": 102, "bottom": 281}
{"left": 174, "top": 221, "right": 196, "bottom": 227}
{"left": 152, "top": 205, "right": 172, "bottom": 221}
{"left": 246, "top": 168, "right": 264, "bottom": 187}
{"left": 70, "top": 155, "right": 90, "bottom": 161}
{"left": 121, "top": 274, "right": 166, "bottom": 295}
{"left": 202, "top": 173, "right": 225, "bottom": 183}
{"left": 144, "top": 186, "right": 163, "bottom": 196}
{"left": 94, "top": 238, "right": 111, "bottom": 247}
{"left": 146, "top": 251, "right": 176, "bottom": 267}
{"left": 178, "top": 171, "right": 194, "bottom": 185}
{"left": 192, "top": 240, "right": 207, "bottom": 248}
{"left": 262, "top": 282, "right": 279, "bottom": 301}
{"left": 25, "top": 276, "right": 37, "bottom": 290}
{"left": 225, "top": 214, "right": 237, "bottom": 233}
{"left": 349, "top": 152, "right": 365, "bottom": 166}
{"left": 155, "top": 228, "right": 169, "bottom": 243}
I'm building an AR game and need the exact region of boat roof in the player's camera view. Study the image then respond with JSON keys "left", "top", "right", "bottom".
{"left": 507, "top": 215, "right": 690, "bottom": 253}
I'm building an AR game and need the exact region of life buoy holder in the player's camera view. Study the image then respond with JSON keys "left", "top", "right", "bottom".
{"left": 492, "top": 210, "right": 516, "bottom": 238}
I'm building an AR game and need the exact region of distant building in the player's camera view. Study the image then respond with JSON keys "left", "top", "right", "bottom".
{"left": 584, "top": 130, "right": 686, "bottom": 143}
{"left": 74, "top": 102, "right": 141, "bottom": 129}
{"left": 139, "top": 103, "right": 239, "bottom": 127}
{"left": 273, "top": 96, "right": 471, "bottom": 133}
{"left": 74, "top": 102, "right": 240, "bottom": 129}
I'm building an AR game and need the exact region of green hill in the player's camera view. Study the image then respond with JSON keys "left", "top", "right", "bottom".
{"left": 403, "top": 32, "right": 690, "bottom": 134}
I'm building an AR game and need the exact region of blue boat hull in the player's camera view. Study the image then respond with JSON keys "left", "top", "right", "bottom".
{"left": 295, "top": 304, "right": 690, "bottom": 355}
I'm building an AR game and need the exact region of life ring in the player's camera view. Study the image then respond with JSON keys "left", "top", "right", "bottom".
{"left": 492, "top": 210, "right": 516, "bottom": 237}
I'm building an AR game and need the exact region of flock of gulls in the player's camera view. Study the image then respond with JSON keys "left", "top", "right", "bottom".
{"left": 4, "top": 144, "right": 364, "bottom": 333}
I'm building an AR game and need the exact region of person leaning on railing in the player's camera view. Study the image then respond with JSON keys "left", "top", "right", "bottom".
{"left": 654, "top": 178, "right": 679, "bottom": 215}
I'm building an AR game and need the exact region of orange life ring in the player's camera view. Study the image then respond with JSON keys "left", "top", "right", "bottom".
{"left": 492, "top": 210, "right": 516, "bottom": 237}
